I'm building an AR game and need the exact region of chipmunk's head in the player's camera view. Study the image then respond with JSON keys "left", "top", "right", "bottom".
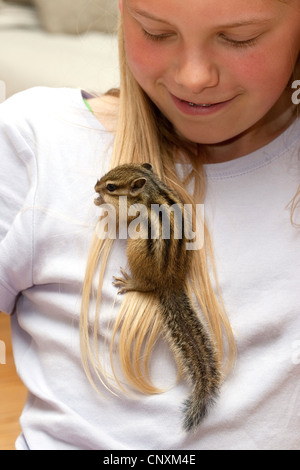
{"left": 94, "top": 163, "right": 154, "bottom": 207}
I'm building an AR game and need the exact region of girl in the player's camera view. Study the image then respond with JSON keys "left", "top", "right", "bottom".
{"left": 0, "top": 0, "right": 299, "bottom": 450}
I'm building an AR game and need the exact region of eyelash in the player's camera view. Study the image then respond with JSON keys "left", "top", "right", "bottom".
{"left": 142, "top": 29, "right": 173, "bottom": 42}
{"left": 142, "top": 29, "right": 259, "bottom": 48}
{"left": 221, "top": 35, "right": 259, "bottom": 49}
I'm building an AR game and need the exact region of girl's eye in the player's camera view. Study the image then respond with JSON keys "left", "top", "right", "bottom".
{"left": 106, "top": 184, "right": 118, "bottom": 192}
{"left": 220, "top": 34, "right": 260, "bottom": 48}
{"left": 142, "top": 29, "right": 174, "bottom": 42}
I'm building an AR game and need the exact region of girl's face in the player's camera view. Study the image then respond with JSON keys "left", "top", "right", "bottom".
{"left": 120, "top": 0, "right": 300, "bottom": 161}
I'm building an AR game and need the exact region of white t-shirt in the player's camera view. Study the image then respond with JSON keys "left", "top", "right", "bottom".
{"left": 0, "top": 87, "right": 299, "bottom": 450}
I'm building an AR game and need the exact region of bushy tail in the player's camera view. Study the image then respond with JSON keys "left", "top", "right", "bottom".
{"left": 159, "top": 291, "right": 221, "bottom": 432}
{"left": 183, "top": 384, "right": 219, "bottom": 432}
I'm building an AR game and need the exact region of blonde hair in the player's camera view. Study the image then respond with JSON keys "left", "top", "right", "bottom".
{"left": 80, "top": 17, "right": 236, "bottom": 396}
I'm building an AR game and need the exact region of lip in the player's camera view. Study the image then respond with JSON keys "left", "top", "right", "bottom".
{"left": 170, "top": 93, "right": 235, "bottom": 116}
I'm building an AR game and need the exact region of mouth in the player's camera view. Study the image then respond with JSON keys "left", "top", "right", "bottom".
{"left": 170, "top": 93, "right": 235, "bottom": 115}
{"left": 182, "top": 100, "right": 216, "bottom": 108}
{"left": 94, "top": 194, "right": 105, "bottom": 206}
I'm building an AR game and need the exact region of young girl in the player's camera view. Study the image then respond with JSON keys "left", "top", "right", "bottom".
{"left": 0, "top": 0, "right": 299, "bottom": 450}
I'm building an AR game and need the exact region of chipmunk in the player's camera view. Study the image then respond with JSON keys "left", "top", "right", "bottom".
{"left": 94, "top": 163, "right": 221, "bottom": 432}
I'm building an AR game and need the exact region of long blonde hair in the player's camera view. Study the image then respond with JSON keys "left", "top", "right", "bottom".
{"left": 80, "top": 17, "right": 237, "bottom": 396}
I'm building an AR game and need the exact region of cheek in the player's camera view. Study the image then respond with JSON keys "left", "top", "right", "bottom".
{"left": 234, "top": 26, "right": 300, "bottom": 97}
{"left": 229, "top": 49, "right": 294, "bottom": 99}
{"left": 124, "top": 29, "right": 167, "bottom": 85}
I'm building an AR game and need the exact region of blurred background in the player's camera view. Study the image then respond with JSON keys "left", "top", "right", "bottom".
{"left": 0, "top": 0, "right": 120, "bottom": 450}
{"left": 0, "top": 0, "right": 120, "bottom": 99}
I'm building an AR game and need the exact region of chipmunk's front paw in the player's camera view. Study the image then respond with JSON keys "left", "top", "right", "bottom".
{"left": 113, "top": 268, "right": 134, "bottom": 294}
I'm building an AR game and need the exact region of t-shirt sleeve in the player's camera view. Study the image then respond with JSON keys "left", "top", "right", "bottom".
{"left": 0, "top": 94, "right": 37, "bottom": 314}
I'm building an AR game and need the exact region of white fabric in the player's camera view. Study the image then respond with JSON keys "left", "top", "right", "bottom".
{"left": 0, "top": 87, "right": 299, "bottom": 450}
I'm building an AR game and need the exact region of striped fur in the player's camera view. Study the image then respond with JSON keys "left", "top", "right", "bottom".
{"left": 95, "top": 163, "right": 221, "bottom": 431}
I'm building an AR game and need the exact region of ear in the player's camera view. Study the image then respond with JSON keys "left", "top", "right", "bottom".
{"left": 130, "top": 177, "right": 147, "bottom": 195}
{"left": 119, "top": 0, "right": 123, "bottom": 12}
{"left": 142, "top": 163, "right": 153, "bottom": 172}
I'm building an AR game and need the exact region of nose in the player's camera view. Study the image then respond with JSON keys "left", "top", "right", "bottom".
{"left": 174, "top": 47, "right": 219, "bottom": 94}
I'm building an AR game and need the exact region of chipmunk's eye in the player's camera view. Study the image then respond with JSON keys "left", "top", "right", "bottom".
{"left": 106, "top": 184, "right": 117, "bottom": 192}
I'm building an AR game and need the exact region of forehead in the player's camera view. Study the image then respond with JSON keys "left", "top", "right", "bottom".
{"left": 125, "top": 0, "right": 293, "bottom": 24}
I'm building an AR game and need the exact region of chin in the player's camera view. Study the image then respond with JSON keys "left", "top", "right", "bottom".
{"left": 178, "top": 130, "right": 233, "bottom": 146}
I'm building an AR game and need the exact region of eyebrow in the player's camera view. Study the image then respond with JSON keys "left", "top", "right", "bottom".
{"left": 130, "top": 8, "right": 274, "bottom": 29}
{"left": 129, "top": 7, "right": 173, "bottom": 25}
{"left": 217, "top": 19, "right": 274, "bottom": 28}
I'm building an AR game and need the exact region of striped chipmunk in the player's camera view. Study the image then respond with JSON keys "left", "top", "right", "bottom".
{"left": 94, "top": 163, "right": 221, "bottom": 432}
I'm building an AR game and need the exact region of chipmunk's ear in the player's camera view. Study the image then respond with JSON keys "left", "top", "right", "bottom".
{"left": 130, "top": 177, "right": 147, "bottom": 195}
{"left": 142, "top": 163, "right": 153, "bottom": 172}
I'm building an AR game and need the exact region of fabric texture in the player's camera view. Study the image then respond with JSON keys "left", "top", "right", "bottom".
{"left": 0, "top": 87, "right": 299, "bottom": 450}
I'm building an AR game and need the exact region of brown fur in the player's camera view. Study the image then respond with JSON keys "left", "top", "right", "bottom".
{"left": 95, "top": 163, "right": 221, "bottom": 431}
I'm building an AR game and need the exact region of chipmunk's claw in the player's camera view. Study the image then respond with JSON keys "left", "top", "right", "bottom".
{"left": 113, "top": 268, "right": 132, "bottom": 294}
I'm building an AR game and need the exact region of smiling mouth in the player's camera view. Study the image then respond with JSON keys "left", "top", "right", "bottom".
{"left": 168, "top": 92, "right": 237, "bottom": 115}
{"left": 181, "top": 100, "right": 219, "bottom": 108}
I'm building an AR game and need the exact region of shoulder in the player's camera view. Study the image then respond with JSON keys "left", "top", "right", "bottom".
{"left": 0, "top": 87, "right": 120, "bottom": 137}
{"left": 1, "top": 86, "right": 79, "bottom": 111}
{"left": 0, "top": 87, "right": 85, "bottom": 130}
{"left": 86, "top": 93, "right": 119, "bottom": 133}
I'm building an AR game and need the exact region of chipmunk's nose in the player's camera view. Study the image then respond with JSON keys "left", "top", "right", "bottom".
{"left": 95, "top": 180, "right": 101, "bottom": 191}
